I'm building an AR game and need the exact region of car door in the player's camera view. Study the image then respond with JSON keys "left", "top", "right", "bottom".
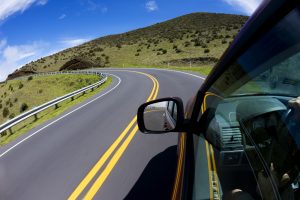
{"left": 189, "top": 2, "right": 300, "bottom": 200}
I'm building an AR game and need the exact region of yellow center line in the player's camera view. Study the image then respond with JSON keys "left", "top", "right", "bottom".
{"left": 171, "top": 133, "right": 185, "bottom": 200}
{"left": 83, "top": 74, "right": 159, "bottom": 199}
{"left": 202, "top": 92, "right": 221, "bottom": 200}
{"left": 210, "top": 144, "right": 220, "bottom": 199}
{"left": 205, "top": 140, "right": 214, "bottom": 200}
{"left": 68, "top": 71, "right": 158, "bottom": 200}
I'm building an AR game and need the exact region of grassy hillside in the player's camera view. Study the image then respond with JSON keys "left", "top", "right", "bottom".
{"left": 14, "top": 12, "right": 247, "bottom": 76}
{"left": 0, "top": 74, "right": 100, "bottom": 124}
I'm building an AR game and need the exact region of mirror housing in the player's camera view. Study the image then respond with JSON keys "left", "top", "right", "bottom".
{"left": 137, "top": 97, "right": 185, "bottom": 134}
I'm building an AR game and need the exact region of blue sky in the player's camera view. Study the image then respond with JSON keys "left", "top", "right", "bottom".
{"left": 0, "top": 0, "right": 262, "bottom": 80}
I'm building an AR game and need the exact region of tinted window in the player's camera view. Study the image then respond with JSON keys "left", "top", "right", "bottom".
{"left": 193, "top": 7, "right": 300, "bottom": 200}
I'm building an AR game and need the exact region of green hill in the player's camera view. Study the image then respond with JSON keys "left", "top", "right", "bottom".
{"left": 12, "top": 12, "right": 248, "bottom": 77}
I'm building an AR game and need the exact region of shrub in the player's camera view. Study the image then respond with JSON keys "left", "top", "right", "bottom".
{"left": 3, "top": 107, "right": 9, "bottom": 118}
{"left": 20, "top": 103, "right": 29, "bottom": 113}
{"left": 184, "top": 42, "right": 191, "bottom": 47}
{"left": 162, "top": 49, "right": 167, "bottom": 54}
{"left": 0, "top": 104, "right": 2, "bottom": 109}
{"left": 8, "top": 85, "right": 13, "bottom": 91}
{"left": 38, "top": 89, "right": 43, "bottom": 94}
{"left": 204, "top": 49, "right": 210, "bottom": 53}
{"left": 175, "top": 49, "right": 182, "bottom": 53}
{"left": 14, "top": 98, "right": 18, "bottom": 103}
{"left": 194, "top": 40, "right": 201, "bottom": 47}
{"left": 173, "top": 45, "right": 177, "bottom": 49}
{"left": 9, "top": 102, "right": 13, "bottom": 107}
{"left": 135, "top": 53, "right": 140, "bottom": 56}
{"left": 94, "top": 47, "right": 104, "bottom": 52}
{"left": 9, "top": 113, "right": 15, "bottom": 119}
{"left": 116, "top": 44, "right": 122, "bottom": 49}
{"left": 27, "top": 76, "right": 33, "bottom": 81}
{"left": 222, "top": 39, "right": 227, "bottom": 44}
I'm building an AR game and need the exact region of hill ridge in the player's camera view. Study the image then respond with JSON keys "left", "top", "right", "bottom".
{"left": 11, "top": 12, "right": 248, "bottom": 78}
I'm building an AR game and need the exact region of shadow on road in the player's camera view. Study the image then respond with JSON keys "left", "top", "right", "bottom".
{"left": 125, "top": 145, "right": 177, "bottom": 200}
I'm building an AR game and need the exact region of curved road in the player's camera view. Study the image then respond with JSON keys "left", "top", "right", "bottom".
{"left": 0, "top": 69, "right": 204, "bottom": 200}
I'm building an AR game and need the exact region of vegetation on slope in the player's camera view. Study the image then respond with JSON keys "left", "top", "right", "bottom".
{"left": 12, "top": 13, "right": 247, "bottom": 77}
{"left": 0, "top": 74, "right": 100, "bottom": 124}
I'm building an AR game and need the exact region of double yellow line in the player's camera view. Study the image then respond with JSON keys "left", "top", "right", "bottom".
{"left": 202, "top": 92, "right": 221, "bottom": 200}
{"left": 68, "top": 71, "right": 159, "bottom": 200}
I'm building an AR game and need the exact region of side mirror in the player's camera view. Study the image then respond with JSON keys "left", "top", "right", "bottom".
{"left": 137, "top": 97, "right": 185, "bottom": 134}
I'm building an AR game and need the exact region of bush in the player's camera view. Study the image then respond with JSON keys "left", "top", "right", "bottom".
{"left": 14, "top": 98, "right": 18, "bottom": 103}
{"left": 194, "top": 40, "right": 201, "bottom": 47}
{"left": 162, "top": 49, "right": 167, "bottom": 54}
{"left": 27, "top": 76, "right": 33, "bottom": 81}
{"left": 135, "top": 53, "right": 140, "bottom": 56}
{"left": 0, "top": 103, "right": 2, "bottom": 109}
{"left": 175, "top": 49, "right": 182, "bottom": 53}
{"left": 20, "top": 103, "right": 29, "bottom": 113}
{"left": 184, "top": 41, "right": 191, "bottom": 47}
{"left": 8, "top": 85, "right": 13, "bottom": 91}
{"left": 222, "top": 39, "right": 227, "bottom": 44}
{"left": 38, "top": 89, "right": 43, "bottom": 94}
{"left": 204, "top": 49, "right": 210, "bottom": 53}
{"left": 3, "top": 107, "right": 9, "bottom": 118}
{"left": 94, "top": 47, "right": 104, "bottom": 52}
{"left": 9, "top": 113, "right": 15, "bottom": 119}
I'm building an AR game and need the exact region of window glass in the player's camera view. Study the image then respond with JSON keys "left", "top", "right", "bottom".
{"left": 173, "top": 103, "right": 177, "bottom": 122}
{"left": 193, "top": 7, "right": 300, "bottom": 200}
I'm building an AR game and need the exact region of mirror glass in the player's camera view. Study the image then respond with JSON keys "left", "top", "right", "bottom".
{"left": 143, "top": 100, "right": 178, "bottom": 132}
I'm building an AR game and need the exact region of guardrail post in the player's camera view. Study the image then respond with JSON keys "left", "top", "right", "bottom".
{"left": 55, "top": 104, "right": 59, "bottom": 109}
{"left": 71, "top": 96, "right": 74, "bottom": 101}
{"left": 8, "top": 128, "right": 13, "bottom": 135}
{"left": 34, "top": 114, "right": 38, "bottom": 121}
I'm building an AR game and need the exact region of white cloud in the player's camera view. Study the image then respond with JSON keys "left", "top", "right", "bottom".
{"left": 0, "top": 40, "right": 49, "bottom": 81}
{"left": 0, "top": 39, "right": 7, "bottom": 50}
{"left": 59, "top": 38, "right": 90, "bottom": 47}
{"left": 101, "top": 7, "right": 108, "bottom": 14}
{"left": 0, "top": 36, "right": 91, "bottom": 81}
{"left": 0, "top": 0, "right": 47, "bottom": 21}
{"left": 222, "top": 0, "right": 262, "bottom": 15}
{"left": 145, "top": 1, "right": 158, "bottom": 12}
{"left": 58, "top": 14, "right": 66, "bottom": 20}
{"left": 36, "top": 0, "right": 47, "bottom": 5}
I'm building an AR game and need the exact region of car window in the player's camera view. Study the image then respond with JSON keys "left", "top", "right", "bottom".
{"left": 173, "top": 103, "right": 177, "bottom": 122}
{"left": 193, "top": 7, "right": 300, "bottom": 200}
{"left": 167, "top": 101, "right": 174, "bottom": 116}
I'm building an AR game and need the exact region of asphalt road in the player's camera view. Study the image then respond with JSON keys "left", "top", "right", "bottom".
{"left": 0, "top": 69, "right": 205, "bottom": 200}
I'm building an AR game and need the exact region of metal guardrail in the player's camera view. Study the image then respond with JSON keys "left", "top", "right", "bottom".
{"left": 0, "top": 71, "right": 107, "bottom": 134}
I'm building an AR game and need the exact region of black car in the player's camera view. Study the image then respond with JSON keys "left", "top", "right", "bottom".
{"left": 137, "top": 0, "right": 300, "bottom": 199}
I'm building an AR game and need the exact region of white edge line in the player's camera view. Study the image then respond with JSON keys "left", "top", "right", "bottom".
{"left": 104, "top": 68, "right": 206, "bottom": 80}
{"left": 0, "top": 74, "right": 121, "bottom": 158}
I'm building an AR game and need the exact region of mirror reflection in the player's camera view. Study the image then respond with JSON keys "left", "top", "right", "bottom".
{"left": 143, "top": 101, "right": 178, "bottom": 132}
